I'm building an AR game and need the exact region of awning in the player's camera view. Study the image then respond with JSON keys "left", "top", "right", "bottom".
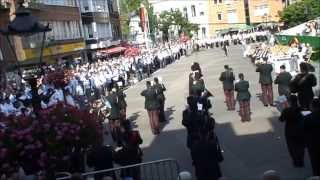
{"left": 124, "top": 47, "right": 140, "bottom": 57}
{"left": 100, "top": 46, "right": 126, "bottom": 54}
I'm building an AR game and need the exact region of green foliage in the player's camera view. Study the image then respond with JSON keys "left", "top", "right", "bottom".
{"left": 119, "top": 0, "right": 157, "bottom": 40}
{"left": 158, "top": 9, "right": 199, "bottom": 41}
{"left": 280, "top": 0, "right": 320, "bottom": 27}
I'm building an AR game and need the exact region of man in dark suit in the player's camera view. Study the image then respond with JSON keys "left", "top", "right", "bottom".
{"left": 290, "top": 62, "right": 317, "bottom": 110}
{"left": 235, "top": 73, "right": 251, "bottom": 122}
{"left": 219, "top": 65, "right": 235, "bottom": 110}
{"left": 304, "top": 98, "right": 320, "bottom": 176}
{"left": 256, "top": 59, "right": 274, "bottom": 106}
{"left": 275, "top": 65, "right": 292, "bottom": 97}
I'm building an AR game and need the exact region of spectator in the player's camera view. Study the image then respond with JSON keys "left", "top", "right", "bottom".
{"left": 191, "top": 130, "right": 223, "bottom": 180}
{"left": 87, "top": 144, "right": 115, "bottom": 180}
{"left": 290, "top": 62, "right": 317, "bottom": 110}
{"left": 114, "top": 130, "right": 143, "bottom": 180}
{"left": 304, "top": 98, "right": 320, "bottom": 176}
{"left": 279, "top": 95, "right": 305, "bottom": 167}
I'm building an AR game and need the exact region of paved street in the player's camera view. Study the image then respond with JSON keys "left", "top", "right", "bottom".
{"left": 124, "top": 46, "right": 312, "bottom": 179}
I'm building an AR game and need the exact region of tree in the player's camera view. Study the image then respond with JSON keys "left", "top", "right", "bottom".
{"left": 158, "top": 10, "right": 199, "bottom": 41}
{"left": 118, "top": 0, "right": 157, "bottom": 40}
{"left": 279, "top": 0, "right": 320, "bottom": 28}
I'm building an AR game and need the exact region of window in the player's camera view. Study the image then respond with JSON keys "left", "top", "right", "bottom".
{"left": 93, "top": 0, "right": 108, "bottom": 12}
{"left": 219, "top": 0, "right": 223, "bottom": 3}
{"left": 107, "top": 0, "right": 114, "bottom": 13}
{"left": 227, "top": 10, "right": 238, "bottom": 23}
{"left": 217, "top": 13, "right": 222, "bottom": 20}
{"left": 202, "top": 27, "right": 206, "bottom": 38}
{"left": 38, "top": 0, "right": 76, "bottom": 6}
{"left": 214, "top": 0, "right": 217, "bottom": 4}
{"left": 254, "top": 4, "right": 269, "bottom": 16}
{"left": 22, "top": 20, "right": 81, "bottom": 48}
{"left": 200, "top": 11, "right": 204, "bottom": 16}
{"left": 183, "top": 7, "right": 188, "bottom": 19}
{"left": 191, "top": 5, "right": 196, "bottom": 17}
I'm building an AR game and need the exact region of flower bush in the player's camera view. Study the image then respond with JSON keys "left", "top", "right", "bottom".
{"left": 0, "top": 103, "right": 103, "bottom": 177}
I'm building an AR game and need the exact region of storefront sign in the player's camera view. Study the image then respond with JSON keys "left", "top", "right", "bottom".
{"left": 22, "top": 41, "right": 85, "bottom": 61}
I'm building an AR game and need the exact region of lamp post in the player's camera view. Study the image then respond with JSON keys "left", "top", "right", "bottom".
{"left": 0, "top": 0, "right": 51, "bottom": 80}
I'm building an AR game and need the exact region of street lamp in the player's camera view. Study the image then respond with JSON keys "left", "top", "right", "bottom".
{"left": 0, "top": 0, "right": 51, "bottom": 77}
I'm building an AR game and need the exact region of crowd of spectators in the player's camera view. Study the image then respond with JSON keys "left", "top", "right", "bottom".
{"left": 0, "top": 42, "right": 191, "bottom": 118}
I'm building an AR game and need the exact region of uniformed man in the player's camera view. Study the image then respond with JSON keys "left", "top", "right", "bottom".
{"left": 256, "top": 59, "right": 274, "bottom": 106}
{"left": 104, "top": 89, "right": 122, "bottom": 146}
{"left": 219, "top": 65, "right": 235, "bottom": 110}
{"left": 153, "top": 77, "right": 167, "bottom": 122}
{"left": 235, "top": 73, "right": 251, "bottom": 122}
{"left": 141, "top": 81, "right": 161, "bottom": 135}
{"left": 114, "top": 84, "right": 127, "bottom": 121}
{"left": 274, "top": 65, "right": 292, "bottom": 97}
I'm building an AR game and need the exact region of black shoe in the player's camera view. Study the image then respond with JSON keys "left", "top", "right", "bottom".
{"left": 264, "top": 104, "right": 268, "bottom": 107}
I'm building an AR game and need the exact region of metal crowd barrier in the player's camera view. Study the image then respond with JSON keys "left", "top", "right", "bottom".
{"left": 56, "top": 158, "right": 181, "bottom": 180}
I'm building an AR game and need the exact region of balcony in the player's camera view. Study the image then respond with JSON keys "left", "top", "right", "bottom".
{"left": 82, "top": 12, "right": 110, "bottom": 23}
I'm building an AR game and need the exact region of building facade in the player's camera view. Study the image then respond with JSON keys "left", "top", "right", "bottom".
{"left": 78, "top": 0, "right": 121, "bottom": 61}
{"left": 248, "top": 0, "right": 285, "bottom": 24}
{"left": 0, "top": 0, "right": 86, "bottom": 65}
{"left": 150, "top": 0, "right": 287, "bottom": 37}
{"left": 208, "top": 0, "right": 247, "bottom": 34}
{"left": 150, "top": 0, "right": 211, "bottom": 39}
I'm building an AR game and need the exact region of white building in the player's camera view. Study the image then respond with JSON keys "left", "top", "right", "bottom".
{"left": 150, "top": 0, "right": 210, "bottom": 39}
{"left": 78, "top": 0, "right": 121, "bottom": 60}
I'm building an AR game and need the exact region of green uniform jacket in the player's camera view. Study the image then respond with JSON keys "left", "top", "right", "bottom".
{"left": 141, "top": 87, "right": 160, "bottom": 110}
{"left": 256, "top": 64, "right": 273, "bottom": 85}
{"left": 153, "top": 83, "right": 166, "bottom": 101}
{"left": 190, "top": 79, "right": 205, "bottom": 96}
{"left": 117, "top": 90, "right": 127, "bottom": 109}
{"left": 235, "top": 80, "right": 251, "bottom": 101}
{"left": 275, "top": 72, "right": 292, "bottom": 96}
{"left": 106, "top": 93, "right": 121, "bottom": 120}
{"left": 219, "top": 70, "right": 235, "bottom": 90}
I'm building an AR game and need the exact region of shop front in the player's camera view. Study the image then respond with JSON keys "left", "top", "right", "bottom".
{"left": 21, "top": 41, "right": 86, "bottom": 65}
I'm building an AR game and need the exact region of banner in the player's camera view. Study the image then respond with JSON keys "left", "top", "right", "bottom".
{"left": 140, "top": 4, "right": 149, "bottom": 32}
